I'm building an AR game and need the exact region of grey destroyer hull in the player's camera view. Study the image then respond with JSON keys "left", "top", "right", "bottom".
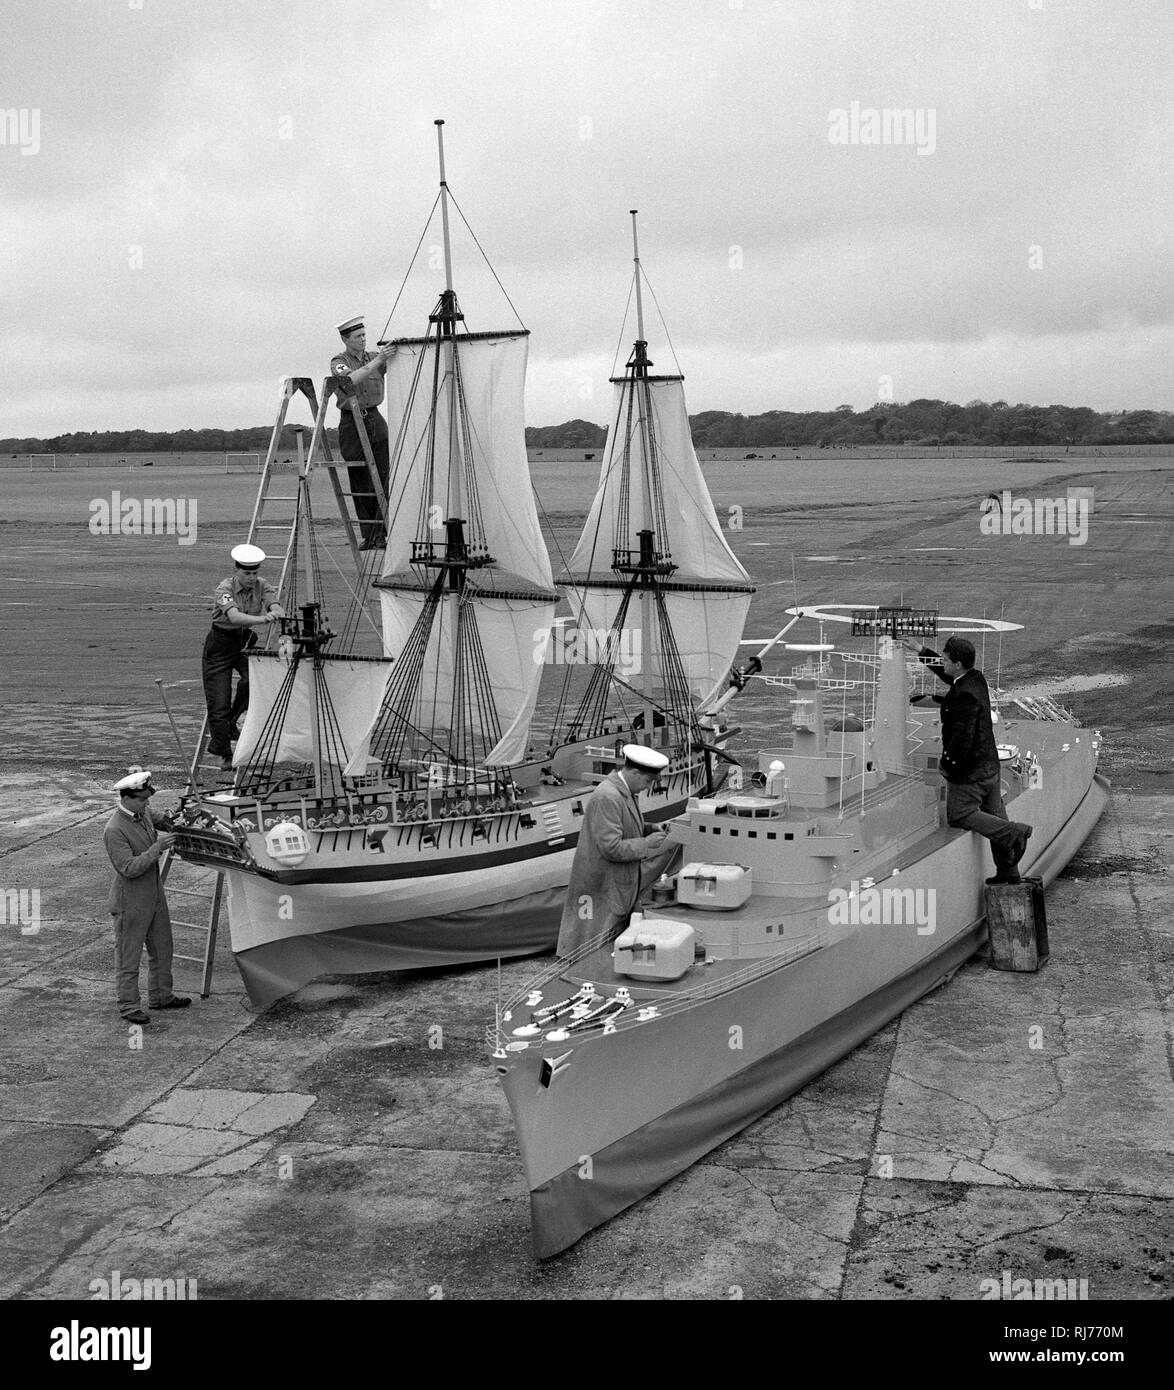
{"left": 497, "top": 761, "right": 1109, "bottom": 1258}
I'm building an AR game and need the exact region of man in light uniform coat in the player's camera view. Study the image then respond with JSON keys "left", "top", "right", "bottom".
{"left": 104, "top": 770, "right": 188, "bottom": 1024}
{"left": 556, "top": 744, "right": 679, "bottom": 957}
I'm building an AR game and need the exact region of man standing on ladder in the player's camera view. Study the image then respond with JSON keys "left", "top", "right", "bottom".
{"left": 331, "top": 315, "right": 396, "bottom": 550}
{"left": 203, "top": 544, "right": 285, "bottom": 771}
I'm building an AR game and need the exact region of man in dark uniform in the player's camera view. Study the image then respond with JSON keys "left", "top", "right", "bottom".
{"left": 331, "top": 315, "right": 396, "bottom": 549}
{"left": 202, "top": 543, "right": 285, "bottom": 771}
{"left": 903, "top": 634, "right": 1032, "bottom": 883}
{"left": 104, "top": 770, "right": 187, "bottom": 1024}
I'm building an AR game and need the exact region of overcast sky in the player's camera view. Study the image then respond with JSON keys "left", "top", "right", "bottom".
{"left": 2, "top": 0, "right": 1172, "bottom": 437}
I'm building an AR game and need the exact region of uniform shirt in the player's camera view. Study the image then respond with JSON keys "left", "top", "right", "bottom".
{"left": 211, "top": 572, "right": 279, "bottom": 631}
{"left": 330, "top": 347, "right": 387, "bottom": 410}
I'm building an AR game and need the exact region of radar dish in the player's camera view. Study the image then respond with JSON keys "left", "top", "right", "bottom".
{"left": 784, "top": 604, "right": 1023, "bottom": 634}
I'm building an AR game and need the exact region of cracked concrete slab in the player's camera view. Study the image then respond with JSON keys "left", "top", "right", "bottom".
{"left": 0, "top": 761, "right": 1168, "bottom": 1298}
{"left": 842, "top": 1178, "right": 1171, "bottom": 1300}
{"left": 88, "top": 1089, "right": 316, "bottom": 1176}
{"left": 0, "top": 989, "right": 253, "bottom": 1129}
{"left": 874, "top": 860, "right": 1174, "bottom": 1198}
{"left": 0, "top": 1122, "right": 110, "bottom": 1220}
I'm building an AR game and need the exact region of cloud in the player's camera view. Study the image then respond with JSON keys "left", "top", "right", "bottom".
{"left": 1, "top": 0, "right": 1172, "bottom": 434}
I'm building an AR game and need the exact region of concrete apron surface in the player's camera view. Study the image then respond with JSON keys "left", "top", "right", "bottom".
{"left": 0, "top": 780, "right": 1170, "bottom": 1301}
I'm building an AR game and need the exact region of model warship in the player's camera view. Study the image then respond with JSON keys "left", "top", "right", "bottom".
{"left": 169, "top": 141, "right": 754, "bottom": 1006}
{"left": 490, "top": 606, "right": 1108, "bottom": 1258}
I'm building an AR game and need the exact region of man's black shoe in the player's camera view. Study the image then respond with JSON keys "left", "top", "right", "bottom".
{"left": 985, "top": 872, "right": 1022, "bottom": 885}
{"left": 1009, "top": 824, "right": 1033, "bottom": 865}
{"left": 151, "top": 996, "right": 192, "bottom": 1010}
{"left": 124, "top": 1010, "right": 151, "bottom": 1025}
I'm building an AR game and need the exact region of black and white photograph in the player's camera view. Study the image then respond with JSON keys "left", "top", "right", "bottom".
{"left": 1, "top": 0, "right": 1170, "bottom": 1340}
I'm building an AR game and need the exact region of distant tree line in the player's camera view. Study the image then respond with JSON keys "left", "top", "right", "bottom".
{"left": 0, "top": 426, "right": 332, "bottom": 454}
{"left": 687, "top": 402, "right": 1174, "bottom": 448}
{"left": 5, "top": 401, "right": 1173, "bottom": 455}
{"left": 526, "top": 402, "right": 1174, "bottom": 450}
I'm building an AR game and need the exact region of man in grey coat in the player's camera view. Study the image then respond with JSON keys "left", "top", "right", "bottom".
{"left": 556, "top": 744, "right": 678, "bottom": 957}
{"left": 104, "top": 770, "right": 188, "bottom": 1024}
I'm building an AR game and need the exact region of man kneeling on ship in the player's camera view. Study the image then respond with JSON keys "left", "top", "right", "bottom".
{"left": 902, "top": 634, "right": 1032, "bottom": 884}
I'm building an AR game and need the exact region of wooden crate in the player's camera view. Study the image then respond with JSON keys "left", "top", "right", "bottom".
{"left": 985, "top": 877, "right": 1049, "bottom": 971}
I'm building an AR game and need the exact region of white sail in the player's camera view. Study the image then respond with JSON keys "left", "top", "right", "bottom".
{"left": 566, "top": 376, "right": 749, "bottom": 584}
{"left": 234, "top": 654, "right": 394, "bottom": 768}
{"left": 565, "top": 587, "right": 754, "bottom": 707}
{"left": 561, "top": 374, "right": 753, "bottom": 701}
{"left": 381, "top": 331, "right": 553, "bottom": 592}
{"left": 345, "top": 586, "right": 557, "bottom": 773}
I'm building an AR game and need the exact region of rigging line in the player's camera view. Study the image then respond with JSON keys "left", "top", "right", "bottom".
{"left": 421, "top": 322, "right": 446, "bottom": 538}
{"left": 446, "top": 188, "right": 527, "bottom": 331}
{"left": 552, "top": 375, "right": 633, "bottom": 615}
{"left": 529, "top": 480, "right": 578, "bottom": 582}
{"left": 383, "top": 334, "right": 433, "bottom": 542}
{"left": 319, "top": 544, "right": 382, "bottom": 645}
{"left": 609, "top": 274, "right": 637, "bottom": 380}
{"left": 379, "top": 191, "right": 443, "bottom": 342}
{"left": 646, "top": 441, "right": 750, "bottom": 560}
{"left": 640, "top": 374, "right": 671, "bottom": 549}
{"left": 452, "top": 343, "right": 489, "bottom": 547}
{"left": 639, "top": 269, "right": 683, "bottom": 380}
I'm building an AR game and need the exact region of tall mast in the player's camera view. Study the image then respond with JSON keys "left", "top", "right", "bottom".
{"left": 630, "top": 209, "right": 646, "bottom": 346}
{"left": 436, "top": 119, "right": 455, "bottom": 295}
{"left": 628, "top": 212, "right": 656, "bottom": 714}
{"left": 434, "top": 119, "right": 461, "bottom": 522}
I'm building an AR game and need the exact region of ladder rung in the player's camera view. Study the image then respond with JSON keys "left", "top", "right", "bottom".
{"left": 167, "top": 886, "right": 214, "bottom": 898}
{"left": 172, "top": 921, "right": 213, "bottom": 933}
{"left": 173, "top": 951, "right": 210, "bottom": 964}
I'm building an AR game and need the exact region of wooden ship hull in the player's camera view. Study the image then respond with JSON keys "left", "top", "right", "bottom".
{"left": 174, "top": 747, "right": 722, "bottom": 1006}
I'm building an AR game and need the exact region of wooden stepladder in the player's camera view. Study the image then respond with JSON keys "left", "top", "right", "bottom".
{"left": 159, "top": 852, "right": 223, "bottom": 999}
{"left": 248, "top": 376, "right": 390, "bottom": 600}
{"left": 154, "top": 680, "right": 227, "bottom": 998}
{"left": 151, "top": 377, "right": 390, "bottom": 997}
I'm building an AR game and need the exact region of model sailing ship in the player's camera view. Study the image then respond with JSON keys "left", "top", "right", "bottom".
{"left": 491, "top": 606, "right": 1109, "bottom": 1258}
{"left": 170, "top": 133, "right": 754, "bottom": 1006}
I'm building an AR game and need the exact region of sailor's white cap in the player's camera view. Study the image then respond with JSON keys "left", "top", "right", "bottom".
{"left": 336, "top": 315, "right": 364, "bottom": 336}
{"left": 231, "top": 543, "right": 266, "bottom": 569}
{"left": 113, "top": 769, "right": 156, "bottom": 795}
{"left": 622, "top": 743, "right": 669, "bottom": 771}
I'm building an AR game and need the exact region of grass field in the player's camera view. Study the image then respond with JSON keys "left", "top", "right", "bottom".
{"left": 1, "top": 449, "right": 1171, "bottom": 793}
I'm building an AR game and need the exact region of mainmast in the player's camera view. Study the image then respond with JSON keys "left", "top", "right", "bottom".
{"left": 621, "top": 210, "right": 667, "bottom": 724}
{"left": 555, "top": 215, "right": 755, "bottom": 759}
{"left": 434, "top": 119, "right": 463, "bottom": 527}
